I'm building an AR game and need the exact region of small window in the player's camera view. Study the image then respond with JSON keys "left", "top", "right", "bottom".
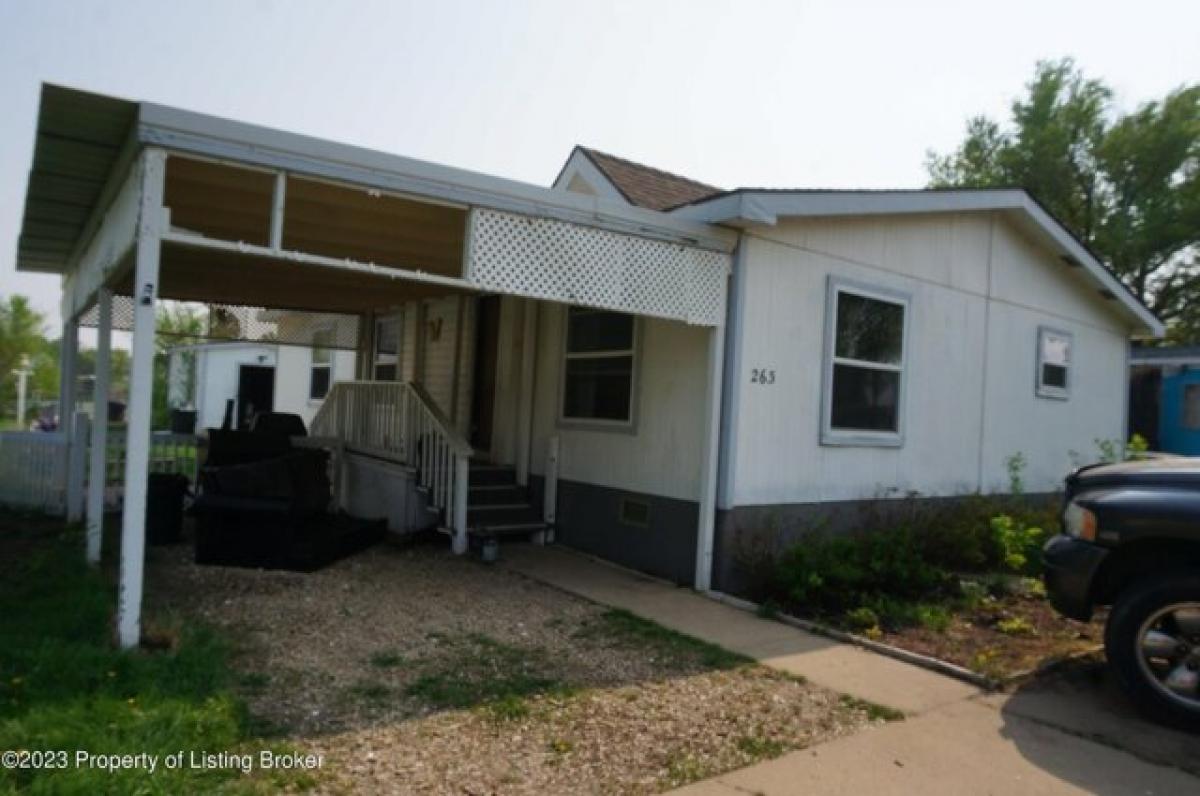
{"left": 1183, "top": 384, "right": 1200, "bottom": 430}
{"left": 373, "top": 315, "right": 402, "bottom": 381}
{"left": 619, "top": 497, "right": 650, "bottom": 527}
{"left": 309, "top": 328, "right": 333, "bottom": 400}
{"left": 560, "top": 307, "right": 636, "bottom": 425}
{"left": 822, "top": 279, "right": 909, "bottom": 446}
{"left": 1036, "top": 327, "right": 1072, "bottom": 400}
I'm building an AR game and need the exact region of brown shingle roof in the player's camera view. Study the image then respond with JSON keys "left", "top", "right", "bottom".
{"left": 573, "top": 147, "right": 722, "bottom": 211}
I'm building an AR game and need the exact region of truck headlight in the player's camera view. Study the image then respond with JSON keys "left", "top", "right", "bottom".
{"left": 1062, "top": 501, "right": 1097, "bottom": 542}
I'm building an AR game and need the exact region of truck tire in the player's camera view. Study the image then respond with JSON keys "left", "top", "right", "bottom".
{"left": 1105, "top": 572, "right": 1200, "bottom": 732}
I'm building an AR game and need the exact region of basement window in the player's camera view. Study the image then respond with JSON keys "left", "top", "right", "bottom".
{"left": 822, "top": 278, "right": 910, "bottom": 446}
{"left": 619, "top": 497, "right": 651, "bottom": 527}
{"left": 309, "top": 328, "right": 333, "bottom": 400}
{"left": 560, "top": 307, "right": 637, "bottom": 427}
{"left": 1036, "top": 327, "right": 1072, "bottom": 400}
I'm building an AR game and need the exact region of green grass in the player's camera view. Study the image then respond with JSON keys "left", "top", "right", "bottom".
{"left": 734, "top": 734, "right": 786, "bottom": 760}
{"left": 367, "top": 650, "right": 405, "bottom": 669}
{"left": 0, "top": 514, "right": 315, "bottom": 794}
{"left": 575, "top": 609, "right": 752, "bottom": 671}
{"left": 838, "top": 694, "right": 905, "bottom": 722}
{"left": 404, "top": 633, "right": 570, "bottom": 715}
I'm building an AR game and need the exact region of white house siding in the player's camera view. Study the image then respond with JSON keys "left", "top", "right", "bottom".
{"left": 726, "top": 212, "right": 1132, "bottom": 507}
{"left": 417, "top": 296, "right": 475, "bottom": 434}
{"left": 272, "top": 344, "right": 356, "bottom": 429}
{"left": 525, "top": 304, "right": 708, "bottom": 503}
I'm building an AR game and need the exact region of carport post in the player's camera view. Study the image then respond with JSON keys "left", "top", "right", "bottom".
{"left": 59, "top": 316, "right": 78, "bottom": 516}
{"left": 694, "top": 316, "right": 727, "bottom": 592}
{"left": 85, "top": 289, "right": 112, "bottom": 564}
{"left": 116, "top": 149, "right": 167, "bottom": 649}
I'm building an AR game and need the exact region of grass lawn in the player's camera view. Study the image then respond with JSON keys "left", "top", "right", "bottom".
{"left": 0, "top": 511, "right": 317, "bottom": 795}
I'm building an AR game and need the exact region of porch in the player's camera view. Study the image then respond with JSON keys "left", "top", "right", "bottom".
{"left": 14, "top": 84, "right": 735, "bottom": 647}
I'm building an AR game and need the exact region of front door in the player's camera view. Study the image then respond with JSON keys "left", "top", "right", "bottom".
{"left": 236, "top": 365, "right": 275, "bottom": 429}
{"left": 470, "top": 296, "right": 501, "bottom": 450}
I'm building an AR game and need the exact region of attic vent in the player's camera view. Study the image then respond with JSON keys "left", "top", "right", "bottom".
{"left": 619, "top": 497, "right": 650, "bottom": 527}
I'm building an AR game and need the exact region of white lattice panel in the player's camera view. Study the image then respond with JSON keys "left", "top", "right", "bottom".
{"left": 466, "top": 209, "right": 730, "bottom": 326}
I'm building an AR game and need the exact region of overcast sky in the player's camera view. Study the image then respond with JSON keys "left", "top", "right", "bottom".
{"left": 2, "top": 0, "right": 1198, "bottom": 334}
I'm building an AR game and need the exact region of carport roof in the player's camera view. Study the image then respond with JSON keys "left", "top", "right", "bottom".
{"left": 15, "top": 84, "right": 735, "bottom": 278}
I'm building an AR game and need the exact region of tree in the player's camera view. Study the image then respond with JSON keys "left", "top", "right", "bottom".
{"left": 927, "top": 59, "right": 1200, "bottom": 342}
{"left": 0, "top": 295, "right": 49, "bottom": 424}
{"left": 152, "top": 302, "right": 207, "bottom": 428}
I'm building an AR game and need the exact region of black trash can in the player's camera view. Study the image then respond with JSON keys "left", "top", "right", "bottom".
{"left": 170, "top": 409, "right": 197, "bottom": 435}
{"left": 147, "top": 473, "right": 189, "bottom": 545}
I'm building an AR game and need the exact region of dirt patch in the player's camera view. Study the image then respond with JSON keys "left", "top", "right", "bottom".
{"left": 875, "top": 592, "right": 1104, "bottom": 681}
{"left": 146, "top": 540, "right": 878, "bottom": 793}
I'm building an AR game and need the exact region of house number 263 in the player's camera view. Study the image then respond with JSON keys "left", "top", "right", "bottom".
{"left": 750, "top": 368, "right": 776, "bottom": 385}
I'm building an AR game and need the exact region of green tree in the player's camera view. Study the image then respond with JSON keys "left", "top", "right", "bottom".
{"left": 0, "top": 295, "right": 49, "bottom": 424}
{"left": 153, "top": 302, "right": 206, "bottom": 428}
{"left": 928, "top": 59, "right": 1200, "bottom": 342}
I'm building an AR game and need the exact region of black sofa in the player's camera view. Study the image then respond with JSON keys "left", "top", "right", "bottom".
{"left": 192, "top": 416, "right": 384, "bottom": 571}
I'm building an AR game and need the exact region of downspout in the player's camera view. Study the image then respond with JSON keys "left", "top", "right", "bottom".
{"left": 694, "top": 238, "right": 739, "bottom": 592}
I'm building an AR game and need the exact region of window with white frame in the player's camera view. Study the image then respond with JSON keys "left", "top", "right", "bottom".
{"left": 822, "top": 279, "right": 909, "bottom": 445}
{"left": 1183, "top": 384, "right": 1200, "bottom": 430}
{"left": 560, "top": 307, "right": 637, "bottom": 425}
{"left": 373, "top": 315, "right": 402, "bottom": 381}
{"left": 309, "top": 328, "right": 333, "bottom": 400}
{"left": 1036, "top": 327, "right": 1072, "bottom": 399}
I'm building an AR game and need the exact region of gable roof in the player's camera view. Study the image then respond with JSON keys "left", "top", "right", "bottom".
{"left": 559, "top": 146, "right": 722, "bottom": 211}
{"left": 669, "top": 187, "right": 1164, "bottom": 338}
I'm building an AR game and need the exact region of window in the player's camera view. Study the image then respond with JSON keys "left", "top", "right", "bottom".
{"left": 822, "top": 279, "right": 909, "bottom": 446}
{"left": 309, "top": 328, "right": 333, "bottom": 400}
{"left": 373, "top": 315, "right": 402, "bottom": 381}
{"left": 1036, "top": 327, "right": 1072, "bottom": 399}
{"left": 560, "top": 307, "right": 637, "bottom": 425}
{"left": 1184, "top": 384, "right": 1200, "bottom": 430}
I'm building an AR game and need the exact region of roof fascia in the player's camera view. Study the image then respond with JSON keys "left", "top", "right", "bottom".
{"left": 673, "top": 189, "right": 1163, "bottom": 337}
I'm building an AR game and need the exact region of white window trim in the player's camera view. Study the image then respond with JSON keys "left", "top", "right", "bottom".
{"left": 1035, "top": 325, "right": 1072, "bottom": 400}
{"left": 557, "top": 306, "right": 640, "bottom": 433}
{"left": 309, "top": 324, "right": 334, "bottom": 401}
{"left": 820, "top": 276, "right": 911, "bottom": 448}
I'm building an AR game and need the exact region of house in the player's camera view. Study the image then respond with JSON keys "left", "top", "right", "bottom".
{"left": 12, "top": 85, "right": 1161, "bottom": 647}
{"left": 1129, "top": 346, "right": 1200, "bottom": 455}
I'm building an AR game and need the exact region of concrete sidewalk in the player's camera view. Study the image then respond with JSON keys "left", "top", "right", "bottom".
{"left": 503, "top": 545, "right": 1199, "bottom": 796}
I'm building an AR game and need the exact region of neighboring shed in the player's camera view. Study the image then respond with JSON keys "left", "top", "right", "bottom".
{"left": 1130, "top": 346, "right": 1200, "bottom": 455}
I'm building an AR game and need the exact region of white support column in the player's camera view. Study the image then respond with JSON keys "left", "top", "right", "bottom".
{"left": 515, "top": 299, "right": 538, "bottom": 486}
{"left": 693, "top": 318, "right": 727, "bottom": 592}
{"left": 117, "top": 149, "right": 167, "bottom": 649}
{"left": 59, "top": 317, "right": 79, "bottom": 514}
{"left": 269, "top": 171, "right": 286, "bottom": 250}
{"left": 85, "top": 289, "right": 113, "bottom": 564}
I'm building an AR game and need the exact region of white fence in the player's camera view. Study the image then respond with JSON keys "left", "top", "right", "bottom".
{"left": 0, "top": 431, "right": 68, "bottom": 514}
{"left": 0, "top": 426, "right": 206, "bottom": 516}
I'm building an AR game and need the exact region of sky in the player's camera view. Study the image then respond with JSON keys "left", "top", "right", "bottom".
{"left": 1, "top": 0, "right": 1198, "bottom": 335}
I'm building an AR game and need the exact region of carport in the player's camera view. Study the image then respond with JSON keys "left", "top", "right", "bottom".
{"left": 14, "top": 84, "right": 735, "bottom": 648}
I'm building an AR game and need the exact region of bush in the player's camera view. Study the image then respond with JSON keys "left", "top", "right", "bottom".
{"left": 774, "top": 525, "right": 952, "bottom": 617}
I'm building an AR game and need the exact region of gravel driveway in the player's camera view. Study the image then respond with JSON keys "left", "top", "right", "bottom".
{"left": 147, "top": 541, "right": 882, "bottom": 794}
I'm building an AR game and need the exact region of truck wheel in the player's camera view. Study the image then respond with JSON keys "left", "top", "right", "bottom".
{"left": 1105, "top": 572, "right": 1200, "bottom": 732}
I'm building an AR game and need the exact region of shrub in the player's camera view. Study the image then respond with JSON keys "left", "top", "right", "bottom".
{"left": 775, "top": 526, "right": 952, "bottom": 618}
{"left": 989, "top": 515, "right": 1049, "bottom": 574}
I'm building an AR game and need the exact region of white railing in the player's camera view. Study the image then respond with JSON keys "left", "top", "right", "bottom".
{"left": 311, "top": 381, "right": 473, "bottom": 553}
{"left": 0, "top": 431, "right": 68, "bottom": 514}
